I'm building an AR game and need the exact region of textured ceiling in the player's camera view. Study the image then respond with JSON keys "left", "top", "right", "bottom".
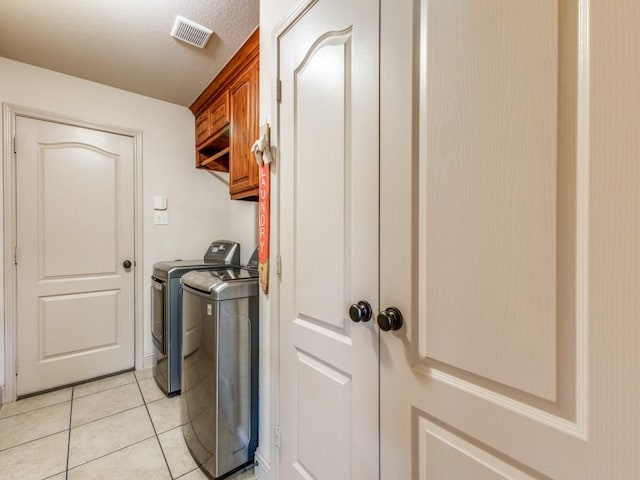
{"left": 0, "top": 0, "right": 259, "bottom": 106}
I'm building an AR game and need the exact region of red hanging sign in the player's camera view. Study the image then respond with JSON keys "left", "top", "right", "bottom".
{"left": 258, "top": 145, "right": 271, "bottom": 294}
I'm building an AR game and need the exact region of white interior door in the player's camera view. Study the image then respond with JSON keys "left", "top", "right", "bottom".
{"left": 15, "top": 116, "right": 135, "bottom": 396}
{"left": 380, "top": 0, "right": 640, "bottom": 478}
{"left": 277, "top": 0, "right": 379, "bottom": 478}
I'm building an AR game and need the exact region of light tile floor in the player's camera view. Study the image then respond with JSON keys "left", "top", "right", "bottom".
{"left": 0, "top": 369, "right": 256, "bottom": 480}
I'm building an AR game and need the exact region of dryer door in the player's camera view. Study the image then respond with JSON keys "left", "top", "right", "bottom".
{"left": 151, "top": 276, "right": 166, "bottom": 354}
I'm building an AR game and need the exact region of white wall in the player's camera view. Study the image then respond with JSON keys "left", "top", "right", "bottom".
{"left": 257, "top": 0, "right": 298, "bottom": 478}
{"left": 0, "top": 57, "right": 257, "bottom": 389}
{"left": 208, "top": 170, "right": 260, "bottom": 265}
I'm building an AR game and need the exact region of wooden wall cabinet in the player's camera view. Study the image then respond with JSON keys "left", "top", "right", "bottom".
{"left": 191, "top": 29, "right": 259, "bottom": 200}
{"left": 229, "top": 59, "right": 259, "bottom": 198}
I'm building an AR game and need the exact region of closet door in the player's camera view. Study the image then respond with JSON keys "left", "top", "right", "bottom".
{"left": 380, "top": 0, "right": 640, "bottom": 478}
{"left": 276, "top": 0, "right": 380, "bottom": 478}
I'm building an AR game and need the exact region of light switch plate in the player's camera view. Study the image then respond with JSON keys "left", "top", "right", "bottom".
{"left": 154, "top": 210, "right": 169, "bottom": 225}
{"left": 153, "top": 196, "right": 168, "bottom": 210}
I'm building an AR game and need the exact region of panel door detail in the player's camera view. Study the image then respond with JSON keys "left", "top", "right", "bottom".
{"left": 15, "top": 116, "right": 135, "bottom": 396}
{"left": 277, "top": 0, "right": 380, "bottom": 478}
{"left": 378, "top": 0, "right": 640, "bottom": 478}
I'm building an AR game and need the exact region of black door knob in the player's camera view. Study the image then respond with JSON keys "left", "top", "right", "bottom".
{"left": 349, "top": 301, "right": 372, "bottom": 323}
{"left": 377, "top": 306, "right": 403, "bottom": 331}
{"left": 123, "top": 260, "right": 132, "bottom": 269}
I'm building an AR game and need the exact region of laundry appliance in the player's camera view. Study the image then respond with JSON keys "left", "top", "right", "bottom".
{"left": 180, "top": 257, "right": 258, "bottom": 479}
{"left": 151, "top": 240, "right": 240, "bottom": 395}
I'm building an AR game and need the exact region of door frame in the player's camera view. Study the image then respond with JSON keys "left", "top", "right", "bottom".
{"left": 1, "top": 104, "right": 144, "bottom": 403}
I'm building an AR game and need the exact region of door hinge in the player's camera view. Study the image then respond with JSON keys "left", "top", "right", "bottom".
{"left": 276, "top": 253, "right": 282, "bottom": 277}
{"left": 13, "top": 136, "right": 17, "bottom": 154}
{"left": 276, "top": 79, "right": 282, "bottom": 103}
{"left": 14, "top": 246, "right": 18, "bottom": 266}
{"left": 275, "top": 425, "right": 281, "bottom": 449}
{"left": 15, "top": 357, "right": 18, "bottom": 376}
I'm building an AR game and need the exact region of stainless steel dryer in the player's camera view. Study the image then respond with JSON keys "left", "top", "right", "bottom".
{"left": 151, "top": 240, "right": 240, "bottom": 395}
{"left": 180, "top": 265, "right": 259, "bottom": 479}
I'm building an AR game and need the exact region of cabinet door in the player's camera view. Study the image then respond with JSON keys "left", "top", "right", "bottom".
{"left": 208, "top": 90, "right": 230, "bottom": 137}
{"left": 229, "top": 58, "right": 259, "bottom": 199}
{"left": 195, "top": 110, "right": 209, "bottom": 146}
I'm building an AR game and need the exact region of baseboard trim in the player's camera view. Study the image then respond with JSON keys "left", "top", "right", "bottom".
{"left": 143, "top": 351, "right": 156, "bottom": 370}
{"left": 255, "top": 449, "right": 271, "bottom": 480}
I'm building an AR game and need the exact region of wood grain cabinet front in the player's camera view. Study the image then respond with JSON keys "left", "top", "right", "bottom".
{"left": 208, "top": 90, "right": 230, "bottom": 138}
{"left": 190, "top": 28, "right": 259, "bottom": 201}
{"left": 229, "top": 59, "right": 259, "bottom": 199}
{"left": 195, "top": 110, "right": 209, "bottom": 146}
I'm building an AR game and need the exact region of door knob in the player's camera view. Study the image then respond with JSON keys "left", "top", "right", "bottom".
{"left": 349, "top": 301, "right": 372, "bottom": 323}
{"left": 123, "top": 260, "right": 132, "bottom": 269}
{"left": 377, "top": 306, "right": 403, "bottom": 331}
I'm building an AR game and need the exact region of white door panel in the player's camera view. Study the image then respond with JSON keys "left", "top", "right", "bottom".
{"left": 381, "top": 0, "right": 589, "bottom": 478}
{"left": 41, "top": 144, "right": 118, "bottom": 278}
{"left": 276, "top": 0, "right": 640, "bottom": 477}
{"left": 421, "top": 0, "right": 558, "bottom": 401}
{"left": 16, "top": 117, "right": 135, "bottom": 395}
{"left": 277, "top": 0, "right": 379, "bottom": 478}
{"left": 39, "top": 290, "right": 119, "bottom": 357}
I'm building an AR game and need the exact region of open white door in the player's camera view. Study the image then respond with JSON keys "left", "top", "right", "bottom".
{"left": 380, "top": 0, "right": 640, "bottom": 478}
{"left": 277, "top": 0, "right": 380, "bottom": 478}
{"left": 15, "top": 116, "right": 135, "bottom": 396}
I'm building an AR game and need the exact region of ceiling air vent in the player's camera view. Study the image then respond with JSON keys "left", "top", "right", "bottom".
{"left": 171, "top": 15, "right": 213, "bottom": 48}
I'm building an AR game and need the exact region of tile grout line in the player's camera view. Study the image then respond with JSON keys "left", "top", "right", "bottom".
{"left": 0, "top": 376, "right": 138, "bottom": 422}
{"left": 68, "top": 401, "right": 146, "bottom": 429}
{"left": 0, "top": 427, "right": 69, "bottom": 454}
{"left": 0, "top": 396, "right": 71, "bottom": 420}
{"left": 72, "top": 378, "right": 138, "bottom": 400}
{"left": 65, "top": 387, "right": 74, "bottom": 479}
{"left": 175, "top": 466, "right": 201, "bottom": 479}
{"left": 1, "top": 373, "right": 139, "bottom": 421}
{"left": 4, "top": 369, "right": 254, "bottom": 480}
{"left": 63, "top": 432, "right": 158, "bottom": 472}
{"left": 61, "top": 373, "right": 163, "bottom": 473}
{"left": 134, "top": 373, "right": 175, "bottom": 478}
{"left": 64, "top": 379, "right": 147, "bottom": 476}
{"left": 3, "top": 370, "right": 180, "bottom": 479}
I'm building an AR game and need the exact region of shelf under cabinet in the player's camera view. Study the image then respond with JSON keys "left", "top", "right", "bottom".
{"left": 196, "top": 126, "right": 230, "bottom": 171}
{"left": 200, "top": 147, "right": 230, "bottom": 171}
